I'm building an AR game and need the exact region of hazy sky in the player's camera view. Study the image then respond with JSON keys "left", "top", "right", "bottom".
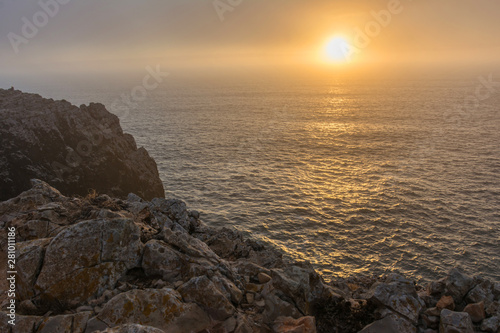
{"left": 1, "top": 0, "right": 500, "bottom": 80}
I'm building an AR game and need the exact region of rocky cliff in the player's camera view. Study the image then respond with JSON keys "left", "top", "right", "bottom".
{"left": 0, "top": 88, "right": 164, "bottom": 201}
{"left": 0, "top": 180, "right": 499, "bottom": 333}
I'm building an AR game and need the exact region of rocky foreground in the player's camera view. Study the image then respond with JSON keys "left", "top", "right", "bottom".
{"left": 0, "top": 88, "right": 164, "bottom": 201}
{"left": 0, "top": 180, "right": 499, "bottom": 333}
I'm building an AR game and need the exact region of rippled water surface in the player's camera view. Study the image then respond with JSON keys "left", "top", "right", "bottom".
{"left": 36, "top": 75, "right": 500, "bottom": 282}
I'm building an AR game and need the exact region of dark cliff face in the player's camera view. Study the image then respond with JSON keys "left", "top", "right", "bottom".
{"left": 0, "top": 88, "right": 165, "bottom": 201}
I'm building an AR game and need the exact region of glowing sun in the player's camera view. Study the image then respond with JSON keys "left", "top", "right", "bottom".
{"left": 324, "top": 36, "right": 351, "bottom": 63}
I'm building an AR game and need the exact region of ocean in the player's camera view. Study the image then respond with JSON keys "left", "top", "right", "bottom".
{"left": 27, "top": 72, "right": 500, "bottom": 283}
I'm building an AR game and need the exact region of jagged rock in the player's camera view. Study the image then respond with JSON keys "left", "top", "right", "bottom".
{"left": 462, "top": 301, "right": 485, "bottom": 323}
{"left": 5, "top": 178, "right": 498, "bottom": 333}
{"left": 273, "top": 316, "right": 317, "bottom": 333}
{"left": 16, "top": 238, "right": 51, "bottom": 301}
{"left": 37, "top": 312, "right": 92, "bottom": 333}
{"left": 480, "top": 316, "right": 500, "bottom": 332}
{"left": 233, "top": 260, "right": 271, "bottom": 278}
{"left": 270, "top": 264, "right": 331, "bottom": 315}
{"left": 358, "top": 313, "right": 416, "bottom": 333}
{"left": 262, "top": 291, "right": 302, "bottom": 324}
{"left": 34, "top": 218, "right": 142, "bottom": 308}
{"left": 486, "top": 301, "right": 500, "bottom": 316}
{"left": 443, "top": 269, "right": 473, "bottom": 304}
{"left": 367, "top": 276, "right": 423, "bottom": 324}
{"left": 211, "top": 272, "right": 244, "bottom": 305}
{"left": 439, "top": 309, "right": 474, "bottom": 333}
{"left": 11, "top": 315, "right": 42, "bottom": 333}
{"left": 91, "top": 288, "right": 210, "bottom": 332}
{"left": 141, "top": 239, "right": 183, "bottom": 282}
{"left": 436, "top": 295, "right": 455, "bottom": 310}
{"left": 0, "top": 88, "right": 164, "bottom": 201}
{"left": 178, "top": 275, "right": 235, "bottom": 321}
{"left": 466, "top": 279, "right": 494, "bottom": 304}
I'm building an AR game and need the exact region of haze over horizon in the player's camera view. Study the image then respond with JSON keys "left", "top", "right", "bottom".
{"left": 1, "top": 0, "right": 500, "bottom": 87}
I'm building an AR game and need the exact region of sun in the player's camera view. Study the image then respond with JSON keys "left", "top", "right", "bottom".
{"left": 324, "top": 36, "right": 351, "bottom": 63}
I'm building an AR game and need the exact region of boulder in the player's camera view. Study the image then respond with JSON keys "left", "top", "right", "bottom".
{"left": 486, "top": 301, "right": 500, "bottom": 316}
{"left": 141, "top": 240, "right": 183, "bottom": 282}
{"left": 271, "top": 264, "right": 330, "bottom": 315}
{"left": 92, "top": 288, "right": 210, "bottom": 332}
{"left": 439, "top": 309, "right": 474, "bottom": 333}
{"left": 16, "top": 238, "right": 51, "bottom": 301}
{"left": 37, "top": 312, "right": 92, "bottom": 333}
{"left": 368, "top": 278, "right": 424, "bottom": 324}
{"left": 466, "top": 280, "right": 494, "bottom": 304}
{"left": 178, "top": 275, "right": 235, "bottom": 321}
{"left": 443, "top": 269, "right": 473, "bottom": 304}
{"left": 462, "top": 301, "right": 485, "bottom": 323}
{"left": 436, "top": 295, "right": 455, "bottom": 310}
{"left": 34, "top": 219, "right": 142, "bottom": 308}
{"left": 0, "top": 88, "right": 164, "bottom": 201}
{"left": 480, "top": 316, "right": 500, "bottom": 333}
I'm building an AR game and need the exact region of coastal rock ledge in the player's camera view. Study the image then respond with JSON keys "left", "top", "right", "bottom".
{"left": 1, "top": 180, "right": 499, "bottom": 333}
{"left": 0, "top": 88, "right": 165, "bottom": 201}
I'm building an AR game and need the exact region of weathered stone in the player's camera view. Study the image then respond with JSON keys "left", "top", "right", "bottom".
{"left": 358, "top": 313, "right": 416, "bottom": 333}
{"left": 463, "top": 301, "right": 485, "bottom": 323}
{"left": 439, "top": 309, "right": 474, "bottom": 333}
{"left": 271, "top": 264, "right": 330, "bottom": 315}
{"left": 368, "top": 279, "right": 423, "bottom": 324}
{"left": 436, "top": 295, "right": 455, "bottom": 310}
{"left": 37, "top": 314, "right": 73, "bottom": 333}
{"left": 466, "top": 281, "right": 493, "bottom": 304}
{"left": 34, "top": 219, "right": 142, "bottom": 307}
{"left": 234, "top": 313, "right": 253, "bottom": 333}
{"left": 12, "top": 315, "right": 41, "bottom": 333}
{"left": 96, "top": 288, "right": 210, "bottom": 332}
{"left": 480, "top": 316, "right": 500, "bottom": 333}
{"left": 263, "top": 292, "right": 301, "bottom": 324}
{"left": 443, "top": 269, "right": 473, "bottom": 304}
{"left": 211, "top": 273, "right": 243, "bottom": 305}
{"left": 73, "top": 310, "right": 92, "bottom": 330}
{"left": 0, "top": 89, "right": 165, "bottom": 201}
{"left": 273, "top": 316, "right": 317, "bottom": 333}
{"left": 18, "top": 300, "right": 38, "bottom": 315}
{"left": 486, "top": 300, "right": 500, "bottom": 316}
{"left": 422, "top": 314, "right": 439, "bottom": 328}
{"left": 141, "top": 240, "right": 183, "bottom": 282}
{"left": 233, "top": 260, "right": 271, "bottom": 278}
{"left": 428, "top": 279, "right": 446, "bottom": 296}
{"left": 16, "top": 239, "right": 50, "bottom": 301}
{"left": 425, "top": 307, "right": 442, "bottom": 317}
{"left": 178, "top": 275, "right": 235, "bottom": 321}
{"left": 222, "top": 316, "right": 237, "bottom": 332}
{"left": 258, "top": 272, "right": 272, "bottom": 284}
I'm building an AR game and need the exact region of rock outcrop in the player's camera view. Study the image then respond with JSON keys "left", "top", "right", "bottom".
{"left": 0, "top": 180, "right": 499, "bottom": 332}
{"left": 0, "top": 88, "right": 164, "bottom": 201}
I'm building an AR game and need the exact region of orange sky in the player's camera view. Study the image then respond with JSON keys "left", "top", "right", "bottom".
{"left": 1, "top": 0, "right": 499, "bottom": 79}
